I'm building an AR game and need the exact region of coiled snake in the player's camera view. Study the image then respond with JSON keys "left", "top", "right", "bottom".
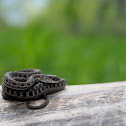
{"left": 2, "top": 69, "right": 67, "bottom": 109}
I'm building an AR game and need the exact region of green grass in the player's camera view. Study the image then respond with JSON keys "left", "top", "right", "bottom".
{"left": 0, "top": 27, "right": 126, "bottom": 85}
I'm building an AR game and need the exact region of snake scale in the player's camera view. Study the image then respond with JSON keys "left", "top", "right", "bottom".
{"left": 2, "top": 69, "right": 67, "bottom": 109}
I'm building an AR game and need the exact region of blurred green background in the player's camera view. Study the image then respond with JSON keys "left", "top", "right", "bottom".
{"left": 0, "top": 0, "right": 126, "bottom": 85}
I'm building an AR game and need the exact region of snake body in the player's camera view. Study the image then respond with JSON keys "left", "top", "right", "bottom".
{"left": 2, "top": 69, "right": 67, "bottom": 109}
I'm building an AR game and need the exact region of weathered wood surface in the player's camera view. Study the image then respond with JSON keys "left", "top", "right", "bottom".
{"left": 1, "top": 82, "right": 126, "bottom": 126}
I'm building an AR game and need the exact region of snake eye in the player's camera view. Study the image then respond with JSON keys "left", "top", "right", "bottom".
{"left": 6, "top": 79, "right": 8, "bottom": 82}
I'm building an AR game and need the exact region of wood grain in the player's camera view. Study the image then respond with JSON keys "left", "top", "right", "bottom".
{"left": 1, "top": 81, "right": 126, "bottom": 126}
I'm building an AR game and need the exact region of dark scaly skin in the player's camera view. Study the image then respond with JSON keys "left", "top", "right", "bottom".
{"left": 2, "top": 69, "right": 67, "bottom": 109}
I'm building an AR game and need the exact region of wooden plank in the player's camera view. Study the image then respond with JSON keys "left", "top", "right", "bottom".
{"left": 1, "top": 81, "right": 126, "bottom": 126}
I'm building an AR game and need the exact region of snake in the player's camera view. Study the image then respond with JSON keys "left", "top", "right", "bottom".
{"left": 2, "top": 68, "right": 67, "bottom": 109}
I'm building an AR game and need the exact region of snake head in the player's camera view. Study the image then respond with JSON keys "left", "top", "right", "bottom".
{"left": 41, "top": 74, "right": 60, "bottom": 83}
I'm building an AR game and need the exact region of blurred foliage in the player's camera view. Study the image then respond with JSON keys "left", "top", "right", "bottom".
{"left": 0, "top": 0, "right": 126, "bottom": 85}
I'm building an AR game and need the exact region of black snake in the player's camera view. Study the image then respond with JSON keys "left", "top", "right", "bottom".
{"left": 2, "top": 69, "right": 67, "bottom": 109}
